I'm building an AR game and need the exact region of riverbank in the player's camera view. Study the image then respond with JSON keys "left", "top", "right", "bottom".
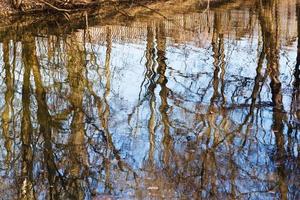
{"left": 0, "top": 0, "right": 240, "bottom": 17}
{"left": 0, "top": 0, "right": 254, "bottom": 35}
{"left": 0, "top": 0, "right": 101, "bottom": 15}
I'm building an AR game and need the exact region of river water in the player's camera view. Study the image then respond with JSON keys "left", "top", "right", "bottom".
{"left": 0, "top": 0, "right": 299, "bottom": 199}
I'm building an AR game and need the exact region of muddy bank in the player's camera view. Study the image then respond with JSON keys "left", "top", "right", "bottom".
{"left": 0, "top": 0, "right": 237, "bottom": 17}
{"left": 0, "top": 0, "right": 254, "bottom": 42}
{"left": 1, "top": 0, "right": 100, "bottom": 15}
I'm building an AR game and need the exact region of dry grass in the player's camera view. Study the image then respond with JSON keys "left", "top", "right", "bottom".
{"left": 0, "top": 0, "right": 17, "bottom": 15}
{"left": 1, "top": 0, "right": 223, "bottom": 16}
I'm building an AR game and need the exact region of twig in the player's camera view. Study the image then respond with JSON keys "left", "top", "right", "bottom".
{"left": 202, "top": 0, "right": 210, "bottom": 13}
{"left": 135, "top": 2, "right": 169, "bottom": 20}
{"left": 38, "top": 0, "right": 71, "bottom": 12}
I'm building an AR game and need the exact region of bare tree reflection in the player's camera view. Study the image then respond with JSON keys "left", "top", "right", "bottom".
{"left": 19, "top": 37, "right": 34, "bottom": 200}
{"left": 2, "top": 40, "right": 13, "bottom": 169}
{"left": 0, "top": 1, "right": 299, "bottom": 199}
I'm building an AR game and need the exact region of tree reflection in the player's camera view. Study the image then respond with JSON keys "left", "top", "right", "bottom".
{"left": 2, "top": 40, "right": 13, "bottom": 169}
{"left": 0, "top": 0, "right": 299, "bottom": 199}
{"left": 20, "top": 36, "right": 34, "bottom": 200}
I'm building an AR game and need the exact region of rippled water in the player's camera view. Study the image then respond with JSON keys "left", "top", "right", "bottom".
{"left": 0, "top": 0, "right": 299, "bottom": 199}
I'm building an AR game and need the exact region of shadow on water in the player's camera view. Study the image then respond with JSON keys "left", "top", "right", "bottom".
{"left": 0, "top": 0, "right": 299, "bottom": 199}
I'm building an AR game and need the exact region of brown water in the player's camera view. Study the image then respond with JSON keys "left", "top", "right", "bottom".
{"left": 0, "top": 0, "right": 299, "bottom": 199}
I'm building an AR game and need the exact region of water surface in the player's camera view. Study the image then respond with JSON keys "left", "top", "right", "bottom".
{"left": 0, "top": 0, "right": 299, "bottom": 199}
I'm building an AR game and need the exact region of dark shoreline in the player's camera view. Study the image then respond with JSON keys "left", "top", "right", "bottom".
{"left": 0, "top": 0, "right": 253, "bottom": 42}
{"left": 0, "top": 0, "right": 239, "bottom": 17}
